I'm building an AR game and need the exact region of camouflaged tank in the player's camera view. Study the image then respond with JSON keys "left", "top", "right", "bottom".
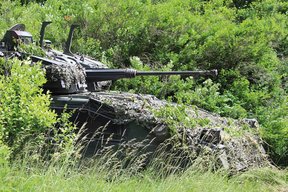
{"left": 0, "top": 23, "right": 271, "bottom": 173}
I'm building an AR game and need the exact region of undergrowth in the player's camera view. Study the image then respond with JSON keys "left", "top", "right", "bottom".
{"left": 0, "top": 148, "right": 287, "bottom": 192}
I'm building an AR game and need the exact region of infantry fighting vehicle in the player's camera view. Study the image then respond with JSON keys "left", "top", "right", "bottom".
{"left": 0, "top": 23, "right": 271, "bottom": 172}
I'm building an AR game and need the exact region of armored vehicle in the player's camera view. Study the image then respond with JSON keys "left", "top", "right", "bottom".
{"left": 0, "top": 23, "right": 269, "bottom": 172}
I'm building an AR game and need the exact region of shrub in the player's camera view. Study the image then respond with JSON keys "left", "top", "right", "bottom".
{"left": 0, "top": 58, "right": 56, "bottom": 157}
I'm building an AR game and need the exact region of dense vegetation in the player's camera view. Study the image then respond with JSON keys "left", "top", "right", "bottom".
{"left": 0, "top": 0, "right": 287, "bottom": 190}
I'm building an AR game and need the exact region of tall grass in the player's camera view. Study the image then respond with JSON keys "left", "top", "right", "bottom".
{"left": 1, "top": 131, "right": 287, "bottom": 192}
{"left": 1, "top": 160, "right": 287, "bottom": 192}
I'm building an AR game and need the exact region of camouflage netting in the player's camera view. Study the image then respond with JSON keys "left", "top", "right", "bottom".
{"left": 43, "top": 62, "right": 86, "bottom": 89}
{"left": 84, "top": 91, "right": 271, "bottom": 173}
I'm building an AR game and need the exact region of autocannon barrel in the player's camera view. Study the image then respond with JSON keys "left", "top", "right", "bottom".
{"left": 85, "top": 68, "right": 218, "bottom": 82}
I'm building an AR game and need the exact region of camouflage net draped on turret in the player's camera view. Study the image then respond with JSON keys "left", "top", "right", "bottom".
{"left": 44, "top": 62, "right": 86, "bottom": 89}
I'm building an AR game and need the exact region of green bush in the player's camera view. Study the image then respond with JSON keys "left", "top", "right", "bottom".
{"left": 0, "top": 58, "right": 56, "bottom": 157}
